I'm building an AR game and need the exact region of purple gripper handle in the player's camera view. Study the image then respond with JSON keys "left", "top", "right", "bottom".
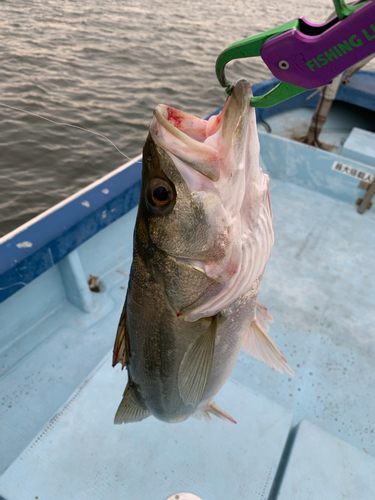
{"left": 261, "top": 1, "right": 375, "bottom": 89}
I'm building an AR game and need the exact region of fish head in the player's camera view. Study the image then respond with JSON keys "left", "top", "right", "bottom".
{"left": 137, "top": 79, "right": 273, "bottom": 320}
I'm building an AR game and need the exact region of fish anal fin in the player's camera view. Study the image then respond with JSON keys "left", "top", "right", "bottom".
{"left": 178, "top": 316, "right": 218, "bottom": 407}
{"left": 193, "top": 401, "right": 236, "bottom": 424}
{"left": 243, "top": 305, "right": 294, "bottom": 377}
{"left": 114, "top": 382, "right": 150, "bottom": 424}
{"left": 207, "top": 401, "right": 237, "bottom": 424}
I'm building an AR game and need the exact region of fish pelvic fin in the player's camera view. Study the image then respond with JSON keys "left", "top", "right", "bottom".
{"left": 114, "top": 382, "right": 150, "bottom": 424}
{"left": 112, "top": 300, "right": 129, "bottom": 369}
{"left": 193, "top": 401, "right": 236, "bottom": 424}
{"left": 242, "top": 302, "right": 295, "bottom": 376}
{"left": 178, "top": 315, "right": 218, "bottom": 408}
{"left": 192, "top": 409, "right": 212, "bottom": 422}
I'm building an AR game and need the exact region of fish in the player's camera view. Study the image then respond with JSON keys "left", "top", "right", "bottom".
{"left": 112, "top": 79, "right": 294, "bottom": 425}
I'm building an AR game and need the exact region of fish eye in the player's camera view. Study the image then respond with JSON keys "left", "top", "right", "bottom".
{"left": 147, "top": 178, "right": 175, "bottom": 211}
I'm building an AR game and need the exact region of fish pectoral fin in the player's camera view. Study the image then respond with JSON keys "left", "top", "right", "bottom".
{"left": 243, "top": 305, "right": 294, "bottom": 376}
{"left": 256, "top": 300, "right": 274, "bottom": 324}
{"left": 178, "top": 315, "right": 217, "bottom": 408}
{"left": 112, "top": 301, "right": 128, "bottom": 369}
{"left": 114, "top": 382, "right": 150, "bottom": 424}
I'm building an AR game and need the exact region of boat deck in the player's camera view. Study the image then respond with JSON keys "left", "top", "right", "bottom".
{"left": 1, "top": 176, "right": 375, "bottom": 499}
{"left": 1, "top": 74, "right": 375, "bottom": 497}
{"left": 258, "top": 100, "right": 375, "bottom": 154}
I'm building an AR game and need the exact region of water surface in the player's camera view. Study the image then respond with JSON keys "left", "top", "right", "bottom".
{"left": 1, "top": 0, "right": 373, "bottom": 235}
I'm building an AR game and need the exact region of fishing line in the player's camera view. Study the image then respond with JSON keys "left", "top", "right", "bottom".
{"left": 0, "top": 102, "right": 133, "bottom": 161}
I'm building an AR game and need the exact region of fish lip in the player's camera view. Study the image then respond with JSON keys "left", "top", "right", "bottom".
{"left": 152, "top": 104, "right": 216, "bottom": 152}
{"left": 151, "top": 105, "right": 221, "bottom": 182}
{"left": 152, "top": 104, "right": 205, "bottom": 144}
{"left": 152, "top": 104, "right": 196, "bottom": 144}
{"left": 233, "top": 78, "right": 253, "bottom": 99}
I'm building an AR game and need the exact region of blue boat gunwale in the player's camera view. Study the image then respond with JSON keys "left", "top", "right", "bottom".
{"left": 1, "top": 71, "right": 375, "bottom": 303}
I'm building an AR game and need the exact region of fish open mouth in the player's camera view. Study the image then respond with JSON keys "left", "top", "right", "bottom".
{"left": 150, "top": 80, "right": 274, "bottom": 322}
{"left": 151, "top": 105, "right": 223, "bottom": 182}
{"left": 151, "top": 80, "right": 253, "bottom": 185}
{"left": 153, "top": 100, "right": 228, "bottom": 145}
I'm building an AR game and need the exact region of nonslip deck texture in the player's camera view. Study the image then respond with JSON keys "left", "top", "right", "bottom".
{"left": 277, "top": 421, "right": 375, "bottom": 500}
{"left": 0, "top": 358, "right": 292, "bottom": 500}
{"left": 1, "top": 179, "right": 375, "bottom": 498}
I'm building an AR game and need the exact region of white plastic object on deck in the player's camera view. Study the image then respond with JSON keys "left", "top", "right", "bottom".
{"left": 166, "top": 494, "right": 203, "bottom": 500}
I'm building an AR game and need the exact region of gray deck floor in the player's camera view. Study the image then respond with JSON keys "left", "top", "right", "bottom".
{"left": 258, "top": 101, "right": 375, "bottom": 154}
{"left": 232, "top": 180, "right": 375, "bottom": 455}
{"left": 1, "top": 179, "right": 375, "bottom": 498}
{"left": 0, "top": 356, "right": 293, "bottom": 500}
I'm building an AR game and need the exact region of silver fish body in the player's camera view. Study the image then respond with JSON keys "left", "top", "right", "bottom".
{"left": 113, "top": 80, "right": 293, "bottom": 425}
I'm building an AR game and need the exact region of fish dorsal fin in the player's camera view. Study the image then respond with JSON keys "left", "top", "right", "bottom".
{"left": 178, "top": 316, "right": 218, "bottom": 407}
{"left": 114, "top": 382, "right": 150, "bottom": 424}
{"left": 243, "top": 302, "right": 295, "bottom": 376}
{"left": 112, "top": 301, "right": 128, "bottom": 369}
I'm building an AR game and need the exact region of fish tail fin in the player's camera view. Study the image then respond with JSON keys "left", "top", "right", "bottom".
{"left": 114, "top": 382, "right": 150, "bottom": 424}
{"left": 242, "top": 302, "right": 295, "bottom": 376}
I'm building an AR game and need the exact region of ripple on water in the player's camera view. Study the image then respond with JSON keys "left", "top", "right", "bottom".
{"left": 1, "top": 0, "right": 374, "bottom": 236}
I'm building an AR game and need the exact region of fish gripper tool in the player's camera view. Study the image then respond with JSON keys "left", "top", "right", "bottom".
{"left": 215, "top": 0, "right": 375, "bottom": 107}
